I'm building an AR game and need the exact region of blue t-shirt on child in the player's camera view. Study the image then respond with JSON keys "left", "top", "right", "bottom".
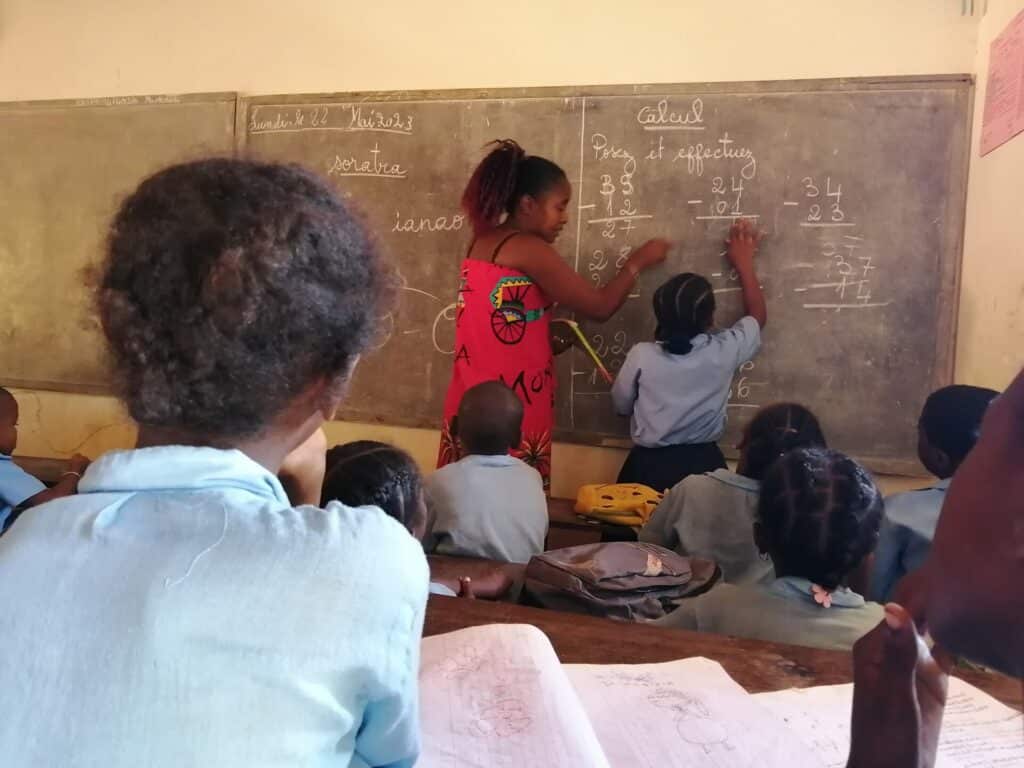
{"left": 0, "top": 454, "right": 45, "bottom": 532}
{"left": 611, "top": 316, "right": 762, "bottom": 447}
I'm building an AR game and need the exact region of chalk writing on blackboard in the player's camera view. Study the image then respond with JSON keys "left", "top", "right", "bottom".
{"left": 326, "top": 144, "right": 407, "bottom": 179}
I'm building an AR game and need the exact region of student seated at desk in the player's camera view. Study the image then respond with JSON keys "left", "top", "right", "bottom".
{"left": 847, "top": 366, "right": 1024, "bottom": 768}
{"left": 0, "top": 387, "right": 89, "bottom": 536}
{"left": 322, "top": 440, "right": 511, "bottom": 599}
{"left": 0, "top": 159, "right": 428, "bottom": 768}
{"left": 655, "top": 446, "right": 884, "bottom": 651}
{"left": 639, "top": 402, "right": 825, "bottom": 584}
{"left": 869, "top": 384, "right": 997, "bottom": 603}
{"left": 425, "top": 381, "right": 548, "bottom": 564}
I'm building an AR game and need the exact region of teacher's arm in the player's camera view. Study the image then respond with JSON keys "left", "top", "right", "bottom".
{"left": 507, "top": 237, "right": 670, "bottom": 322}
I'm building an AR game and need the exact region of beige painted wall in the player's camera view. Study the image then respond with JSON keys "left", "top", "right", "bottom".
{"left": 3, "top": 0, "right": 1012, "bottom": 498}
{"left": 958, "top": 0, "right": 1024, "bottom": 389}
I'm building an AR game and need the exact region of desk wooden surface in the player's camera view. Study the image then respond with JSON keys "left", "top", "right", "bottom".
{"left": 425, "top": 596, "right": 1023, "bottom": 710}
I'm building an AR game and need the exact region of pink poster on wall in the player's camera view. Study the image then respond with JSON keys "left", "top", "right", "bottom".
{"left": 981, "top": 9, "right": 1024, "bottom": 155}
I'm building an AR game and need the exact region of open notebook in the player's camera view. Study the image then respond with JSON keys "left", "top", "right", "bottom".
{"left": 418, "top": 623, "right": 829, "bottom": 767}
{"left": 754, "top": 678, "right": 1024, "bottom": 768}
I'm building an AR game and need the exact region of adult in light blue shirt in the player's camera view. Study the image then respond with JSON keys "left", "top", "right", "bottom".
{"left": 0, "top": 159, "right": 428, "bottom": 767}
{"left": 869, "top": 385, "right": 998, "bottom": 603}
{"left": 612, "top": 221, "right": 767, "bottom": 491}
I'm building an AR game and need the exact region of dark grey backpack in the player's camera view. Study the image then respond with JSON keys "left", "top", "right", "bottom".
{"left": 522, "top": 542, "right": 720, "bottom": 621}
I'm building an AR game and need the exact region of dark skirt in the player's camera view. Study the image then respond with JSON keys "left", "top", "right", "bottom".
{"left": 616, "top": 442, "right": 727, "bottom": 492}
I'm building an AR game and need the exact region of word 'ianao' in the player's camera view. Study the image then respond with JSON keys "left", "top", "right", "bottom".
{"left": 393, "top": 211, "right": 466, "bottom": 233}
{"left": 327, "top": 144, "right": 407, "bottom": 178}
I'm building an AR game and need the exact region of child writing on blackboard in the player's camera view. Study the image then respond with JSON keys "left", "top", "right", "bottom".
{"left": 612, "top": 219, "right": 767, "bottom": 491}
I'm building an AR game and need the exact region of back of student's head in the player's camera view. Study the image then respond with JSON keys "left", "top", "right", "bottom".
{"left": 461, "top": 139, "right": 567, "bottom": 235}
{"left": 98, "top": 158, "right": 390, "bottom": 440}
{"left": 757, "top": 447, "right": 882, "bottom": 591}
{"left": 741, "top": 403, "right": 827, "bottom": 482}
{"left": 321, "top": 441, "right": 424, "bottom": 535}
{"left": 919, "top": 385, "right": 999, "bottom": 473}
{"left": 456, "top": 381, "right": 524, "bottom": 456}
{"left": 652, "top": 273, "right": 715, "bottom": 355}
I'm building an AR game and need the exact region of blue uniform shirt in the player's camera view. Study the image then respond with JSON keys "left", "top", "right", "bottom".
{"left": 611, "top": 316, "right": 762, "bottom": 447}
{"left": 0, "top": 445, "right": 428, "bottom": 768}
{"left": 0, "top": 454, "right": 45, "bottom": 532}
{"left": 869, "top": 479, "right": 950, "bottom": 603}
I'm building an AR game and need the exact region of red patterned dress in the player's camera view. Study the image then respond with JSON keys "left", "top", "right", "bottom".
{"left": 438, "top": 236, "right": 554, "bottom": 489}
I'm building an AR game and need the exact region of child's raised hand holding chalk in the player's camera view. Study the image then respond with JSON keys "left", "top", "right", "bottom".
{"left": 725, "top": 219, "right": 767, "bottom": 328}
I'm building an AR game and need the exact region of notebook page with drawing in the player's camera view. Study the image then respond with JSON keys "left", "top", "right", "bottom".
{"left": 418, "top": 624, "right": 610, "bottom": 768}
{"left": 563, "top": 657, "right": 828, "bottom": 768}
{"left": 753, "top": 678, "right": 1024, "bottom": 768}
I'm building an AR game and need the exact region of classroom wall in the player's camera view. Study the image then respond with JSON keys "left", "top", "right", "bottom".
{"left": 0, "top": 0, "right": 999, "bottom": 497}
{"left": 958, "top": 0, "right": 1024, "bottom": 390}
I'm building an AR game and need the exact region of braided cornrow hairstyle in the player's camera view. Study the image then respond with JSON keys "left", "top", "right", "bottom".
{"left": 461, "top": 140, "right": 567, "bottom": 236}
{"left": 758, "top": 447, "right": 882, "bottom": 590}
{"left": 652, "top": 273, "right": 716, "bottom": 355}
{"left": 741, "top": 403, "right": 827, "bottom": 482}
{"left": 321, "top": 440, "right": 423, "bottom": 533}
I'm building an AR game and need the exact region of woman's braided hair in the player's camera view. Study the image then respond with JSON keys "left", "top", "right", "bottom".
{"left": 461, "top": 139, "right": 567, "bottom": 235}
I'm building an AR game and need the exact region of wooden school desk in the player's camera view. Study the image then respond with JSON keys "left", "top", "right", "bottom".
{"left": 424, "top": 596, "right": 1023, "bottom": 710}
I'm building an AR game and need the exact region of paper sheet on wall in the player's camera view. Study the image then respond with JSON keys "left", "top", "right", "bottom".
{"left": 418, "top": 624, "right": 610, "bottom": 768}
{"left": 564, "top": 657, "right": 827, "bottom": 768}
{"left": 754, "top": 677, "right": 1024, "bottom": 768}
{"left": 981, "top": 8, "right": 1024, "bottom": 155}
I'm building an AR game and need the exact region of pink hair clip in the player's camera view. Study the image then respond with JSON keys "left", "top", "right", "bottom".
{"left": 811, "top": 583, "right": 833, "bottom": 608}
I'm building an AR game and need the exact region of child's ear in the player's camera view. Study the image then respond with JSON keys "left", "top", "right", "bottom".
{"left": 933, "top": 449, "right": 954, "bottom": 477}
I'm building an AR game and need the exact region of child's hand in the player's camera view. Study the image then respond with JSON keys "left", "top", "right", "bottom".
{"left": 457, "top": 577, "right": 476, "bottom": 599}
{"left": 631, "top": 238, "right": 672, "bottom": 271}
{"left": 725, "top": 220, "right": 761, "bottom": 270}
{"left": 847, "top": 603, "right": 949, "bottom": 768}
{"left": 68, "top": 453, "right": 91, "bottom": 475}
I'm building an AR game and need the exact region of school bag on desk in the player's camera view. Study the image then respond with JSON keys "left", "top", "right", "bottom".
{"left": 522, "top": 542, "right": 720, "bottom": 621}
{"left": 574, "top": 483, "right": 663, "bottom": 526}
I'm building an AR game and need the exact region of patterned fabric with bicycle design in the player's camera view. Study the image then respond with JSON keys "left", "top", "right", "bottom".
{"left": 439, "top": 259, "right": 555, "bottom": 489}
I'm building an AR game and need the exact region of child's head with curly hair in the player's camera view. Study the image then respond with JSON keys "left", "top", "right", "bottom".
{"left": 99, "top": 158, "right": 391, "bottom": 457}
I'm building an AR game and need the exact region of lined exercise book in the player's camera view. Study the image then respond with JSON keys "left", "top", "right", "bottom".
{"left": 754, "top": 679, "right": 1024, "bottom": 768}
{"left": 418, "top": 623, "right": 827, "bottom": 767}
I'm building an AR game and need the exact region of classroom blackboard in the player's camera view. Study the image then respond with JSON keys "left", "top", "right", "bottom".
{"left": 241, "top": 77, "right": 969, "bottom": 474}
{"left": 0, "top": 93, "right": 237, "bottom": 392}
